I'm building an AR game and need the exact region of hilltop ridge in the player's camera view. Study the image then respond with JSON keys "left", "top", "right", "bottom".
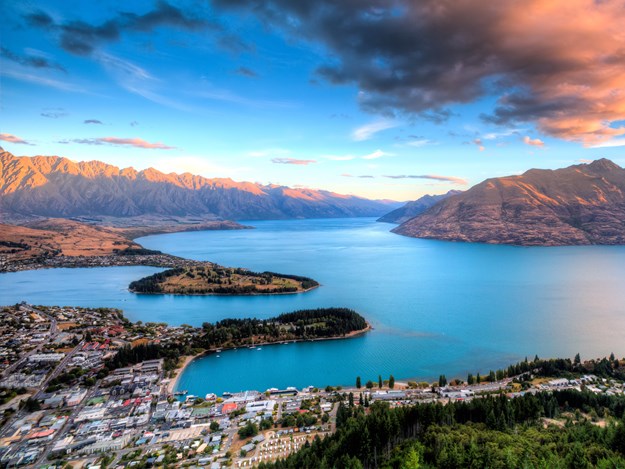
{"left": 0, "top": 151, "right": 398, "bottom": 222}
{"left": 393, "top": 159, "right": 625, "bottom": 246}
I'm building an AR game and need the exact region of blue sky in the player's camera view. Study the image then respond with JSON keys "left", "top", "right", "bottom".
{"left": 2, "top": 0, "right": 625, "bottom": 201}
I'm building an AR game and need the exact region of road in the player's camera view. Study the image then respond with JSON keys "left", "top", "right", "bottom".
{"left": 1, "top": 305, "right": 59, "bottom": 379}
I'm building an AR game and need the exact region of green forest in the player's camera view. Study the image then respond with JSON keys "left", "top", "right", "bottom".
{"left": 258, "top": 389, "right": 625, "bottom": 469}
{"left": 104, "top": 308, "right": 367, "bottom": 370}
{"left": 194, "top": 307, "right": 368, "bottom": 349}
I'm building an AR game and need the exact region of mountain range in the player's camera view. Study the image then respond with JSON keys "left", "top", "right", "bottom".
{"left": 393, "top": 159, "right": 625, "bottom": 246}
{"left": 0, "top": 150, "right": 399, "bottom": 222}
{"left": 377, "top": 190, "right": 462, "bottom": 224}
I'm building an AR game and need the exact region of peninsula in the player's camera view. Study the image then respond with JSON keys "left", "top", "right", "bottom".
{"left": 0, "top": 218, "right": 248, "bottom": 273}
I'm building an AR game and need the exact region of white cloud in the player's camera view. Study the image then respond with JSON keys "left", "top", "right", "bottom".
{"left": 324, "top": 154, "right": 357, "bottom": 161}
{"left": 351, "top": 120, "right": 399, "bottom": 141}
{"left": 589, "top": 138, "right": 625, "bottom": 148}
{"left": 406, "top": 139, "right": 436, "bottom": 147}
{"left": 0, "top": 68, "right": 85, "bottom": 93}
{"left": 362, "top": 149, "right": 393, "bottom": 160}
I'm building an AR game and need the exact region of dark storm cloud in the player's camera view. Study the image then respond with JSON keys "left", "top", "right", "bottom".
{"left": 1, "top": 47, "right": 66, "bottom": 72}
{"left": 25, "top": 1, "right": 212, "bottom": 56}
{"left": 25, "top": 10, "right": 54, "bottom": 28}
{"left": 84, "top": 119, "right": 104, "bottom": 124}
{"left": 235, "top": 66, "right": 258, "bottom": 78}
{"left": 41, "top": 111, "right": 68, "bottom": 119}
{"left": 212, "top": 0, "right": 625, "bottom": 145}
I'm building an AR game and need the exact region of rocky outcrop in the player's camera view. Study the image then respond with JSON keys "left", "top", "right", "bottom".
{"left": 393, "top": 159, "right": 625, "bottom": 246}
{"left": 378, "top": 190, "right": 462, "bottom": 224}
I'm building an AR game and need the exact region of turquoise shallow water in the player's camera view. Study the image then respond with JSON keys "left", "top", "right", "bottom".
{"left": 2, "top": 218, "right": 625, "bottom": 394}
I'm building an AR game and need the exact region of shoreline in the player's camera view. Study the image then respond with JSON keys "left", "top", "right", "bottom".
{"left": 202, "top": 322, "right": 372, "bottom": 353}
{"left": 174, "top": 323, "right": 374, "bottom": 391}
{"left": 167, "top": 354, "right": 201, "bottom": 395}
{"left": 129, "top": 283, "right": 320, "bottom": 297}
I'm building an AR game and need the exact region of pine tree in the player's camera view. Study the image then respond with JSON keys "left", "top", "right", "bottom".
{"left": 389, "top": 375, "right": 395, "bottom": 389}
{"left": 356, "top": 376, "right": 361, "bottom": 389}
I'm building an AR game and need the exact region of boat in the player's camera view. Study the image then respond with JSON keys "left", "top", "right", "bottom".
{"left": 174, "top": 390, "right": 188, "bottom": 396}
{"left": 256, "top": 347, "right": 262, "bottom": 350}
{"left": 216, "top": 349, "right": 222, "bottom": 353}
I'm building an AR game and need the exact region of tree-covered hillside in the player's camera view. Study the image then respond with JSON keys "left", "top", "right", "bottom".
{"left": 258, "top": 390, "right": 625, "bottom": 469}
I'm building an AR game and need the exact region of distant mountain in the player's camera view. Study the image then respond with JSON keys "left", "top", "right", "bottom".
{"left": 0, "top": 151, "right": 399, "bottom": 221}
{"left": 393, "top": 159, "right": 625, "bottom": 246}
{"left": 378, "top": 190, "right": 462, "bottom": 224}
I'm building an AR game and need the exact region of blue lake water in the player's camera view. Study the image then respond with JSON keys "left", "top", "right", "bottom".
{"left": 2, "top": 217, "right": 625, "bottom": 395}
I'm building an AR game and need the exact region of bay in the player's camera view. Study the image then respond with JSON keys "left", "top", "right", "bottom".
{"left": 1, "top": 217, "right": 624, "bottom": 395}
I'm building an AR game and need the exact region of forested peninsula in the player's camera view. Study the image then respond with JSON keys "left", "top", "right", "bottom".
{"left": 106, "top": 308, "right": 370, "bottom": 370}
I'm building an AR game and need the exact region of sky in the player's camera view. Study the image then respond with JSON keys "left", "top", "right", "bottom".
{"left": 2, "top": 0, "right": 625, "bottom": 201}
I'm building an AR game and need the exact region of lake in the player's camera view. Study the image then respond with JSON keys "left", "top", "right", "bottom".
{"left": 2, "top": 217, "right": 625, "bottom": 395}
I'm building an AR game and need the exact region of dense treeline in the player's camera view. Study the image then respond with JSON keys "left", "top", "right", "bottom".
{"left": 128, "top": 268, "right": 183, "bottom": 293}
{"left": 259, "top": 271, "right": 319, "bottom": 290}
{"left": 104, "top": 343, "right": 187, "bottom": 372}
{"left": 258, "top": 390, "right": 625, "bottom": 469}
{"left": 195, "top": 308, "right": 367, "bottom": 349}
{"left": 464, "top": 354, "right": 625, "bottom": 387}
{"left": 115, "top": 247, "right": 163, "bottom": 256}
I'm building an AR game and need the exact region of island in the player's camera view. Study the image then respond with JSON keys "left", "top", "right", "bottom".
{"left": 0, "top": 218, "right": 321, "bottom": 297}
{"left": 128, "top": 266, "right": 319, "bottom": 295}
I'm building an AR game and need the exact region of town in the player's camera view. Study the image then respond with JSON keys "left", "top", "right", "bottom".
{"left": 0, "top": 303, "right": 623, "bottom": 468}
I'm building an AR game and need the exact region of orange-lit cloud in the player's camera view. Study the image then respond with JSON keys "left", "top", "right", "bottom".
{"left": 0, "top": 133, "right": 33, "bottom": 145}
{"left": 218, "top": 0, "right": 625, "bottom": 146}
{"left": 271, "top": 158, "right": 316, "bottom": 165}
{"left": 66, "top": 136, "right": 175, "bottom": 149}
{"left": 523, "top": 136, "right": 545, "bottom": 147}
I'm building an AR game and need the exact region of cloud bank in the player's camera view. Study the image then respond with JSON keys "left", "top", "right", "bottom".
{"left": 0, "top": 133, "right": 33, "bottom": 145}
{"left": 66, "top": 136, "right": 175, "bottom": 149}
{"left": 214, "top": 0, "right": 625, "bottom": 146}
{"left": 271, "top": 158, "right": 316, "bottom": 165}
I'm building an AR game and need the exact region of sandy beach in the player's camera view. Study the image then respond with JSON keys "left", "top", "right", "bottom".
{"left": 166, "top": 354, "right": 200, "bottom": 394}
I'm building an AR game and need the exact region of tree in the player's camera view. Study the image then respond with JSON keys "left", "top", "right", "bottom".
{"left": 348, "top": 392, "right": 354, "bottom": 408}
{"left": 238, "top": 421, "right": 258, "bottom": 439}
{"left": 476, "top": 372, "right": 481, "bottom": 384}
{"left": 210, "top": 421, "right": 220, "bottom": 432}
{"left": 379, "top": 375, "right": 383, "bottom": 388}
{"left": 389, "top": 375, "right": 395, "bottom": 389}
{"left": 401, "top": 443, "right": 423, "bottom": 469}
{"left": 356, "top": 376, "right": 361, "bottom": 389}
{"left": 467, "top": 373, "right": 475, "bottom": 385}
{"left": 574, "top": 353, "right": 581, "bottom": 365}
{"left": 366, "top": 380, "right": 374, "bottom": 389}
{"left": 438, "top": 375, "right": 447, "bottom": 387}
